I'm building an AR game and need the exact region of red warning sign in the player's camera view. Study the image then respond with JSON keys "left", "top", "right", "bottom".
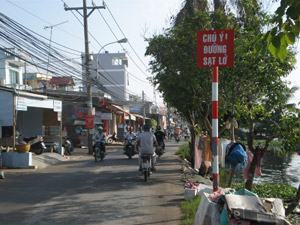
{"left": 197, "top": 29, "right": 234, "bottom": 68}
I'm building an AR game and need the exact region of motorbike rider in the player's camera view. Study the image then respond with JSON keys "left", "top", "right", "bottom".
{"left": 124, "top": 126, "right": 136, "bottom": 142}
{"left": 93, "top": 126, "right": 106, "bottom": 153}
{"left": 154, "top": 125, "right": 166, "bottom": 150}
{"left": 137, "top": 124, "right": 158, "bottom": 172}
{"left": 174, "top": 125, "right": 182, "bottom": 141}
{"left": 124, "top": 127, "right": 136, "bottom": 151}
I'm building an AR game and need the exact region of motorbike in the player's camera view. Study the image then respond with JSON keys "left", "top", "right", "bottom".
{"left": 94, "top": 140, "right": 106, "bottom": 162}
{"left": 155, "top": 141, "right": 165, "bottom": 158}
{"left": 141, "top": 154, "right": 152, "bottom": 182}
{"left": 174, "top": 133, "right": 181, "bottom": 143}
{"left": 23, "top": 136, "right": 47, "bottom": 155}
{"left": 106, "top": 132, "right": 118, "bottom": 144}
{"left": 124, "top": 137, "right": 137, "bottom": 159}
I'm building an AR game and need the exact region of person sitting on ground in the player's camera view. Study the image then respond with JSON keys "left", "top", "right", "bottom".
{"left": 137, "top": 124, "right": 158, "bottom": 172}
{"left": 154, "top": 125, "right": 166, "bottom": 150}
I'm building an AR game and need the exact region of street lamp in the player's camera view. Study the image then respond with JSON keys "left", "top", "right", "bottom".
{"left": 96, "top": 38, "right": 128, "bottom": 75}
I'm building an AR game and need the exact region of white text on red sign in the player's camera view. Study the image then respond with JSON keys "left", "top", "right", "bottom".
{"left": 197, "top": 29, "right": 234, "bottom": 68}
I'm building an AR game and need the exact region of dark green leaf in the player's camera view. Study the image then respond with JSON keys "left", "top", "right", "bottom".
{"left": 271, "top": 35, "right": 281, "bottom": 48}
{"left": 285, "top": 32, "right": 296, "bottom": 44}
{"left": 286, "top": 5, "right": 299, "bottom": 20}
{"left": 295, "top": 20, "right": 300, "bottom": 32}
{"left": 267, "top": 41, "right": 277, "bottom": 57}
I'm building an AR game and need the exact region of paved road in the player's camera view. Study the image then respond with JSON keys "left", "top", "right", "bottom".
{"left": 0, "top": 142, "right": 183, "bottom": 225}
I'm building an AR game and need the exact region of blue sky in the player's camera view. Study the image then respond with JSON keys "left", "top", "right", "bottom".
{"left": 0, "top": 0, "right": 299, "bottom": 105}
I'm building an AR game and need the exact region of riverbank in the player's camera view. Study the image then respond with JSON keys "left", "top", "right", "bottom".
{"left": 255, "top": 152, "right": 300, "bottom": 188}
{"left": 176, "top": 144, "right": 299, "bottom": 225}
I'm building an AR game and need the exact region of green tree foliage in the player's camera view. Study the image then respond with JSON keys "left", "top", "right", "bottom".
{"left": 266, "top": 0, "right": 300, "bottom": 59}
{"left": 146, "top": 1, "right": 236, "bottom": 133}
{"left": 146, "top": 1, "right": 300, "bottom": 183}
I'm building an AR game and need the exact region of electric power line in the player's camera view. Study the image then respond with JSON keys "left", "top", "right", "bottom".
{"left": 61, "top": 0, "right": 103, "bottom": 51}
{"left": 94, "top": 1, "right": 150, "bottom": 78}
{"left": 0, "top": 11, "right": 143, "bottom": 101}
{"left": 104, "top": 1, "right": 149, "bottom": 70}
{"left": 6, "top": 0, "right": 83, "bottom": 42}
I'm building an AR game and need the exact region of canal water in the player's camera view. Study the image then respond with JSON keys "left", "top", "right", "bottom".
{"left": 255, "top": 152, "right": 300, "bottom": 188}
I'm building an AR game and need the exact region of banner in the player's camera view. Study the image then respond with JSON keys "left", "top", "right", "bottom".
{"left": 85, "top": 115, "right": 94, "bottom": 129}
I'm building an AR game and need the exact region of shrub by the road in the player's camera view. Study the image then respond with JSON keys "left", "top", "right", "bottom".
{"left": 180, "top": 196, "right": 201, "bottom": 225}
{"left": 176, "top": 143, "right": 191, "bottom": 162}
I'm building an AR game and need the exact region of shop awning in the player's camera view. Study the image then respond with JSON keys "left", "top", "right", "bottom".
{"left": 110, "top": 104, "right": 127, "bottom": 114}
{"left": 131, "top": 113, "right": 144, "bottom": 119}
{"left": 124, "top": 113, "right": 136, "bottom": 121}
{"left": 129, "top": 113, "right": 151, "bottom": 120}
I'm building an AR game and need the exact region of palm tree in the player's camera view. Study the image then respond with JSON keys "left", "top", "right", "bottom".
{"left": 173, "top": 0, "right": 208, "bottom": 26}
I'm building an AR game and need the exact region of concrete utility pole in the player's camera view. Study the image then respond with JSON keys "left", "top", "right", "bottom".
{"left": 64, "top": 1, "right": 105, "bottom": 154}
{"left": 142, "top": 91, "right": 146, "bottom": 125}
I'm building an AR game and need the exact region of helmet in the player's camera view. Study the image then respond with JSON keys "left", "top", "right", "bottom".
{"left": 143, "top": 124, "right": 150, "bottom": 131}
{"left": 98, "top": 126, "right": 103, "bottom": 132}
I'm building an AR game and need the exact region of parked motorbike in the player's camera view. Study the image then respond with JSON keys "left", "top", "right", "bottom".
{"left": 106, "top": 132, "right": 118, "bottom": 144}
{"left": 141, "top": 154, "right": 152, "bottom": 182}
{"left": 23, "top": 136, "right": 46, "bottom": 155}
{"left": 124, "top": 137, "right": 137, "bottom": 159}
{"left": 94, "top": 140, "right": 106, "bottom": 162}
{"left": 155, "top": 141, "right": 165, "bottom": 158}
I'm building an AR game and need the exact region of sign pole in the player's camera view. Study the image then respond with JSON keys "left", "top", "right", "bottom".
{"left": 212, "top": 66, "right": 219, "bottom": 191}
{"left": 197, "top": 29, "right": 234, "bottom": 192}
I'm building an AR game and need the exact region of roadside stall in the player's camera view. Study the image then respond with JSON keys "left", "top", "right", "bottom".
{"left": 0, "top": 87, "right": 62, "bottom": 168}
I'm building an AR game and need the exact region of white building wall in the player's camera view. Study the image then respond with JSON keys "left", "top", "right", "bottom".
{"left": 5, "top": 61, "right": 24, "bottom": 87}
{"left": 0, "top": 90, "right": 13, "bottom": 126}
{"left": 0, "top": 49, "right": 24, "bottom": 87}
{"left": 91, "top": 52, "right": 128, "bottom": 101}
{"left": 0, "top": 60, "right": 5, "bottom": 84}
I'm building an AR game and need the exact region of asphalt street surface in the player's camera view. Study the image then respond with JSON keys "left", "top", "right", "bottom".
{"left": 0, "top": 142, "right": 183, "bottom": 225}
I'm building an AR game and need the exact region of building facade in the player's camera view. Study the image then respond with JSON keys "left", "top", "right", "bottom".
{"left": 91, "top": 51, "right": 128, "bottom": 101}
{"left": 0, "top": 48, "right": 25, "bottom": 89}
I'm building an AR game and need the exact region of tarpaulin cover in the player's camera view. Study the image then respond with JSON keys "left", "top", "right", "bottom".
{"left": 195, "top": 192, "right": 221, "bottom": 225}
{"left": 220, "top": 189, "right": 257, "bottom": 225}
{"left": 225, "top": 195, "right": 291, "bottom": 225}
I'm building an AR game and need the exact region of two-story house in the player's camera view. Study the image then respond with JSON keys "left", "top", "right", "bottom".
{"left": 0, "top": 48, "right": 25, "bottom": 89}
